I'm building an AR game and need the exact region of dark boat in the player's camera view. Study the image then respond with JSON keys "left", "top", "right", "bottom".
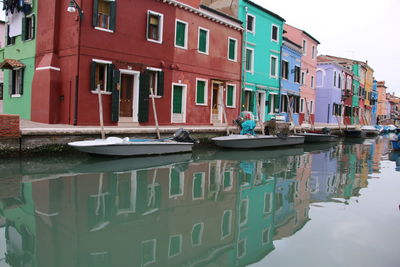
{"left": 344, "top": 129, "right": 365, "bottom": 138}
{"left": 296, "top": 133, "right": 338, "bottom": 143}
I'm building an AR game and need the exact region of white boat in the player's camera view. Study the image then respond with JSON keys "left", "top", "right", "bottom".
{"left": 361, "top": 126, "right": 380, "bottom": 136}
{"left": 212, "top": 134, "right": 304, "bottom": 149}
{"left": 68, "top": 129, "right": 197, "bottom": 156}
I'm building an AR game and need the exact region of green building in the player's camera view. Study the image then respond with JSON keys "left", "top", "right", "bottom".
{"left": 238, "top": 0, "right": 285, "bottom": 122}
{"left": 1, "top": 1, "right": 37, "bottom": 119}
{"left": 351, "top": 63, "right": 360, "bottom": 124}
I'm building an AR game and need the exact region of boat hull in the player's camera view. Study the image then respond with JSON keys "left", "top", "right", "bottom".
{"left": 344, "top": 130, "right": 365, "bottom": 138}
{"left": 296, "top": 133, "right": 338, "bottom": 143}
{"left": 212, "top": 135, "right": 305, "bottom": 149}
{"left": 69, "top": 140, "right": 194, "bottom": 156}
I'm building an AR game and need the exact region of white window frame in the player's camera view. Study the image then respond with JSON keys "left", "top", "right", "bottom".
{"left": 237, "top": 239, "right": 247, "bottom": 258}
{"left": 91, "top": 58, "right": 113, "bottom": 94}
{"left": 271, "top": 24, "right": 279, "bottom": 42}
{"left": 281, "top": 60, "right": 289, "bottom": 80}
{"left": 311, "top": 75, "right": 315, "bottom": 88}
{"left": 270, "top": 55, "right": 278, "bottom": 78}
{"left": 227, "top": 37, "right": 238, "bottom": 62}
{"left": 191, "top": 223, "right": 204, "bottom": 246}
{"left": 169, "top": 168, "right": 184, "bottom": 198}
{"left": 195, "top": 78, "right": 208, "bottom": 106}
{"left": 226, "top": 84, "right": 236, "bottom": 108}
{"left": 239, "top": 198, "right": 249, "bottom": 226}
{"left": 171, "top": 83, "right": 187, "bottom": 123}
{"left": 223, "top": 171, "right": 233, "bottom": 191}
{"left": 10, "top": 68, "right": 23, "bottom": 97}
{"left": 245, "top": 47, "right": 254, "bottom": 73}
{"left": 146, "top": 10, "right": 164, "bottom": 44}
{"left": 301, "top": 71, "right": 306, "bottom": 85}
{"left": 268, "top": 92, "right": 278, "bottom": 114}
{"left": 264, "top": 192, "right": 273, "bottom": 214}
{"left": 312, "top": 45, "right": 316, "bottom": 59}
{"left": 146, "top": 67, "right": 162, "bottom": 98}
{"left": 192, "top": 172, "right": 205, "bottom": 200}
{"left": 310, "top": 100, "right": 314, "bottom": 114}
{"left": 300, "top": 98, "right": 305, "bottom": 113}
{"left": 294, "top": 65, "right": 301, "bottom": 84}
{"left": 262, "top": 228, "right": 270, "bottom": 245}
{"left": 168, "top": 234, "right": 182, "bottom": 258}
{"left": 141, "top": 239, "right": 157, "bottom": 266}
{"left": 197, "top": 27, "right": 209, "bottom": 55}
{"left": 246, "top": 13, "right": 256, "bottom": 34}
{"left": 302, "top": 39, "right": 307, "bottom": 56}
{"left": 221, "top": 210, "right": 232, "bottom": 240}
{"left": 24, "top": 14, "right": 35, "bottom": 41}
{"left": 174, "top": 19, "right": 188, "bottom": 49}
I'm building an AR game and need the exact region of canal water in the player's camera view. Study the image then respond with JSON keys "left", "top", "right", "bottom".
{"left": 0, "top": 136, "right": 399, "bottom": 267}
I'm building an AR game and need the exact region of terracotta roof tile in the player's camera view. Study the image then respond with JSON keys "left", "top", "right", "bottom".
{"left": 0, "top": 59, "right": 25, "bottom": 69}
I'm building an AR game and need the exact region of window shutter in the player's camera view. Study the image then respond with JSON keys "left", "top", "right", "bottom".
{"left": 138, "top": 70, "right": 150, "bottom": 122}
{"left": 8, "top": 70, "right": 13, "bottom": 96}
{"left": 199, "top": 29, "right": 207, "bottom": 52}
{"left": 173, "top": 85, "right": 183, "bottom": 114}
{"left": 90, "top": 61, "right": 97, "bottom": 91}
{"left": 227, "top": 86, "right": 234, "bottom": 107}
{"left": 176, "top": 22, "right": 185, "bottom": 47}
{"left": 229, "top": 39, "right": 235, "bottom": 60}
{"left": 32, "top": 14, "right": 36, "bottom": 39}
{"left": 157, "top": 71, "right": 164, "bottom": 96}
{"left": 109, "top": 1, "right": 116, "bottom": 31}
{"left": 21, "top": 16, "right": 26, "bottom": 41}
{"left": 92, "top": 0, "right": 99, "bottom": 27}
{"left": 19, "top": 68, "right": 24, "bottom": 95}
{"left": 111, "top": 69, "right": 120, "bottom": 122}
{"left": 107, "top": 64, "right": 114, "bottom": 92}
{"left": 196, "top": 81, "right": 205, "bottom": 104}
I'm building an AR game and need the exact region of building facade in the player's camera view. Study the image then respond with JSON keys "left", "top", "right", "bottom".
{"left": 284, "top": 24, "right": 320, "bottom": 125}
{"left": 377, "top": 81, "right": 388, "bottom": 122}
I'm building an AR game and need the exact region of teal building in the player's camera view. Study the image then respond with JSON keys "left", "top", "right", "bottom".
{"left": 238, "top": 0, "right": 285, "bottom": 121}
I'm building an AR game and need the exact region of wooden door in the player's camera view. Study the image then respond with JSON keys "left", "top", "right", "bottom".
{"left": 120, "top": 74, "right": 134, "bottom": 117}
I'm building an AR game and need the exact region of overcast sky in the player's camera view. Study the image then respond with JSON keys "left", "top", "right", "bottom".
{"left": 0, "top": 1, "right": 399, "bottom": 95}
{"left": 253, "top": 0, "right": 400, "bottom": 95}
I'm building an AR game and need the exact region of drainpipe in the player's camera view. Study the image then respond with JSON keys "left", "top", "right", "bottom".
{"left": 73, "top": 1, "right": 83, "bottom": 125}
{"left": 278, "top": 37, "right": 282, "bottom": 117}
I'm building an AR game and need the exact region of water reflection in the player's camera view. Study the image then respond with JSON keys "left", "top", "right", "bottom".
{"left": 0, "top": 137, "right": 392, "bottom": 267}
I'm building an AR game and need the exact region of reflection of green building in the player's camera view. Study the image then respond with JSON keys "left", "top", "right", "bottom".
{"left": 0, "top": 182, "right": 36, "bottom": 267}
{"left": 235, "top": 160, "right": 277, "bottom": 265}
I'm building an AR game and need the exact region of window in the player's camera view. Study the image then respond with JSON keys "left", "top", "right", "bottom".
{"left": 311, "top": 75, "right": 314, "bottom": 88}
{"left": 6, "top": 24, "right": 15, "bottom": 45}
{"left": 169, "top": 168, "right": 184, "bottom": 198}
{"left": 141, "top": 240, "right": 156, "bottom": 266}
{"left": 310, "top": 100, "right": 314, "bottom": 113}
{"left": 281, "top": 96, "right": 288, "bottom": 113}
{"left": 147, "top": 11, "right": 163, "bottom": 43}
{"left": 333, "top": 103, "right": 342, "bottom": 116}
{"left": 271, "top": 24, "right": 279, "bottom": 42}
{"left": 195, "top": 79, "right": 207, "bottom": 105}
{"left": 148, "top": 70, "right": 164, "bottom": 97}
{"left": 302, "top": 39, "right": 307, "bottom": 55}
{"left": 191, "top": 223, "right": 203, "bottom": 246}
{"left": 312, "top": 45, "right": 316, "bottom": 59}
{"left": 175, "top": 20, "right": 188, "bottom": 49}
{"left": 333, "top": 71, "right": 337, "bottom": 87}
{"left": 226, "top": 84, "right": 236, "bottom": 108}
{"left": 237, "top": 239, "right": 246, "bottom": 258}
{"left": 264, "top": 192, "right": 272, "bottom": 213}
{"left": 93, "top": 0, "right": 116, "bottom": 31}
{"left": 9, "top": 68, "right": 24, "bottom": 96}
{"left": 246, "top": 14, "right": 255, "bottom": 33}
{"left": 192, "top": 172, "right": 204, "bottom": 200}
{"left": 268, "top": 93, "right": 279, "bottom": 113}
{"left": 300, "top": 98, "right": 304, "bottom": 113}
{"left": 223, "top": 171, "right": 233, "bottom": 191}
{"left": 90, "top": 60, "right": 112, "bottom": 92}
{"left": 239, "top": 199, "right": 249, "bottom": 226}
{"left": 221, "top": 210, "right": 232, "bottom": 239}
{"left": 198, "top": 27, "right": 209, "bottom": 54}
{"left": 338, "top": 74, "right": 341, "bottom": 89}
{"left": 245, "top": 48, "right": 254, "bottom": 72}
{"left": 262, "top": 228, "right": 270, "bottom": 244}
{"left": 281, "top": 60, "right": 289, "bottom": 80}
{"left": 228, "top": 37, "right": 237, "bottom": 61}
{"left": 270, "top": 56, "right": 278, "bottom": 78}
{"left": 301, "top": 71, "right": 305, "bottom": 85}
{"left": 22, "top": 14, "right": 35, "bottom": 41}
{"left": 294, "top": 66, "right": 301, "bottom": 83}
{"left": 168, "top": 235, "right": 182, "bottom": 257}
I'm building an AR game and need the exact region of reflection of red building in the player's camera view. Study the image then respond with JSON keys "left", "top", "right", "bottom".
{"left": 343, "top": 70, "right": 354, "bottom": 125}
{"left": 31, "top": 0, "right": 242, "bottom": 126}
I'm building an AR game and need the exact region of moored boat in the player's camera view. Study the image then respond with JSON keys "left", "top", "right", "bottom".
{"left": 296, "top": 132, "right": 338, "bottom": 143}
{"left": 344, "top": 129, "right": 364, "bottom": 138}
{"left": 68, "top": 129, "right": 198, "bottom": 156}
{"left": 361, "top": 126, "right": 380, "bottom": 136}
{"left": 211, "top": 134, "right": 304, "bottom": 149}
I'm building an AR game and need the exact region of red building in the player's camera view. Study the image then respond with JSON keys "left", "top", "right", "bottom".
{"left": 342, "top": 69, "right": 354, "bottom": 125}
{"left": 31, "top": 0, "right": 242, "bottom": 126}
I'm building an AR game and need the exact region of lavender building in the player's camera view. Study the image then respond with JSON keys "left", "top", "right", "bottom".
{"left": 315, "top": 61, "right": 345, "bottom": 124}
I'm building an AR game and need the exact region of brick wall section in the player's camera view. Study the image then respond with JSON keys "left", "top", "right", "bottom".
{"left": 0, "top": 115, "right": 21, "bottom": 138}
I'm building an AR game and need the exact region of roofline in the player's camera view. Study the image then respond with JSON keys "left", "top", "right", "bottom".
{"left": 199, "top": 4, "right": 243, "bottom": 25}
{"left": 243, "top": 0, "right": 286, "bottom": 22}
{"left": 286, "top": 24, "right": 320, "bottom": 44}
{"left": 283, "top": 37, "right": 302, "bottom": 49}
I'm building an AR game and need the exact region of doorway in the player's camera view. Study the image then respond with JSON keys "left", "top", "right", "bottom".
{"left": 119, "top": 70, "right": 140, "bottom": 123}
{"left": 211, "top": 82, "right": 223, "bottom": 124}
{"left": 256, "top": 91, "right": 266, "bottom": 122}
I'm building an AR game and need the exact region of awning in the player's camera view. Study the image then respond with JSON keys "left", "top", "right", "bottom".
{"left": 0, "top": 59, "right": 25, "bottom": 69}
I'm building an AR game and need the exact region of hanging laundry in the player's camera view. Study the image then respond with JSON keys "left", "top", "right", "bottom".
{"left": 3, "top": 0, "right": 22, "bottom": 15}
{"left": 8, "top": 11, "right": 23, "bottom": 37}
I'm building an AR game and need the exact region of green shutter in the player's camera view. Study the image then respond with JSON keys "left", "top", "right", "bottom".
{"left": 173, "top": 85, "right": 183, "bottom": 114}
{"left": 8, "top": 70, "right": 12, "bottom": 96}
{"left": 271, "top": 57, "right": 276, "bottom": 76}
{"left": 229, "top": 39, "right": 235, "bottom": 60}
{"left": 107, "top": 64, "right": 114, "bottom": 92}
{"left": 196, "top": 80, "right": 205, "bottom": 104}
{"left": 109, "top": 1, "right": 116, "bottom": 31}
{"left": 32, "top": 15, "right": 36, "bottom": 39}
{"left": 157, "top": 71, "right": 164, "bottom": 96}
{"left": 246, "top": 49, "right": 252, "bottom": 71}
{"left": 175, "top": 21, "right": 186, "bottom": 47}
{"left": 227, "top": 85, "right": 234, "bottom": 107}
{"left": 19, "top": 68, "right": 24, "bottom": 95}
{"left": 192, "top": 224, "right": 202, "bottom": 245}
{"left": 138, "top": 70, "right": 150, "bottom": 122}
{"left": 274, "top": 94, "right": 280, "bottom": 112}
{"left": 90, "top": 61, "right": 97, "bottom": 91}
{"left": 223, "top": 172, "right": 231, "bottom": 188}
{"left": 21, "top": 16, "right": 26, "bottom": 41}
{"left": 199, "top": 29, "right": 207, "bottom": 53}
{"left": 111, "top": 69, "right": 120, "bottom": 122}
{"left": 170, "top": 169, "right": 181, "bottom": 195}
{"left": 92, "top": 0, "right": 99, "bottom": 27}
{"left": 193, "top": 173, "right": 203, "bottom": 198}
